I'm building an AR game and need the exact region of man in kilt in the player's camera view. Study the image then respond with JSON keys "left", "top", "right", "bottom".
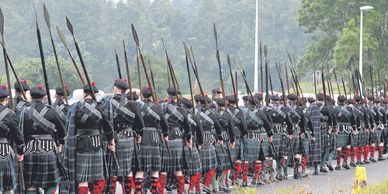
{"left": 159, "top": 86, "right": 191, "bottom": 194}
{"left": 19, "top": 85, "right": 66, "bottom": 193}
{"left": 370, "top": 97, "right": 386, "bottom": 161}
{"left": 313, "top": 93, "right": 334, "bottom": 173}
{"left": 383, "top": 98, "right": 388, "bottom": 154}
{"left": 226, "top": 94, "right": 247, "bottom": 186}
{"left": 213, "top": 98, "right": 235, "bottom": 192}
{"left": 346, "top": 99, "right": 360, "bottom": 167}
{"left": 13, "top": 80, "right": 31, "bottom": 117}
{"left": 181, "top": 97, "right": 203, "bottom": 194}
{"left": 353, "top": 96, "right": 371, "bottom": 166}
{"left": 303, "top": 97, "right": 316, "bottom": 176}
{"left": 62, "top": 82, "right": 115, "bottom": 194}
{"left": 0, "top": 85, "right": 25, "bottom": 193}
{"left": 333, "top": 95, "right": 356, "bottom": 170}
{"left": 268, "top": 94, "right": 293, "bottom": 181}
{"left": 194, "top": 94, "right": 221, "bottom": 194}
{"left": 136, "top": 86, "right": 168, "bottom": 194}
{"left": 285, "top": 94, "right": 306, "bottom": 179}
{"left": 242, "top": 95, "right": 272, "bottom": 186}
{"left": 102, "top": 79, "right": 145, "bottom": 194}
{"left": 53, "top": 85, "right": 70, "bottom": 123}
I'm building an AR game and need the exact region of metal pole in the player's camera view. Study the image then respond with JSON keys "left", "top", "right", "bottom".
{"left": 253, "top": 0, "right": 259, "bottom": 92}
{"left": 359, "top": 10, "right": 363, "bottom": 93}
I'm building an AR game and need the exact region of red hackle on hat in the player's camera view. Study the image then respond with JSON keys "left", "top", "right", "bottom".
{"left": 64, "top": 83, "right": 68, "bottom": 89}
{"left": 23, "top": 80, "right": 28, "bottom": 84}
{"left": 37, "top": 84, "right": 43, "bottom": 89}
{"left": 91, "top": 81, "right": 96, "bottom": 86}
{"left": 1, "top": 84, "right": 7, "bottom": 89}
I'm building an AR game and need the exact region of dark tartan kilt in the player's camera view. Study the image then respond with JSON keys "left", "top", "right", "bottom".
{"left": 328, "top": 132, "right": 336, "bottom": 152}
{"left": 310, "top": 139, "right": 321, "bottom": 164}
{"left": 291, "top": 134, "right": 303, "bottom": 155}
{"left": 271, "top": 133, "right": 287, "bottom": 158}
{"left": 384, "top": 127, "right": 388, "bottom": 143}
{"left": 363, "top": 130, "right": 371, "bottom": 145}
{"left": 214, "top": 142, "right": 231, "bottom": 170}
{"left": 24, "top": 151, "right": 60, "bottom": 188}
{"left": 183, "top": 146, "right": 202, "bottom": 176}
{"left": 111, "top": 136, "right": 134, "bottom": 177}
{"left": 199, "top": 144, "right": 217, "bottom": 173}
{"left": 230, "top": 138, "right": 243, "bottom": 162}
{"left": 351, "top": 132, "right": 359, "bottom": 147}
{"left": 376, "top": 128, "right": 384, "bottom": 144}
{"left": 321, "top": 127, "right": 329, "bottom": 152}
{"left": 358, "top": 130, "right": 366, "bottom": 146}
{"left": 0, "top": 156, "right": 14, "bottom": 191}
{"left": 243, "top": 137, "right": 261, "bottom": 164}
{"left": 76, "top": 149, "right": 104, "bottom": 182}
{"left": 336, "top": 132, "right": 350, "bottom": 148}
{"left": 161, "top": 138, "right": 183, "bottom": 172}
{"left": 300, "top": 136, "right": 310, "bottom": 155}
{"left": 369, "top": 131, "right": 378, "bottom": 144}
{"left": 138, "top": 129, "right": 161, "bottom": 172}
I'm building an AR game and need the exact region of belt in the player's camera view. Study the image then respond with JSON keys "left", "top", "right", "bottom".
{"left": 114, "top": 123, "right": 131, "bottom": 131}
{"left": 76, "top": 129, "right": 101, "bottom": 137}
{"left": 30, "top": 134, "right": 53, "bottom": 140}
{"left": 0, "top": 137, "right": 8, "bottom": 144}
{"left": 144, "top": 127, "right": 158, "bottom": 131}
{"left": 247, "top": 131, "right": 264, "bottom": 141}
{"left": 273, "top": 124, "right": 285, "bottom": 134}
{"left": 117, "top": 128, "right": 133, "bottom": 137}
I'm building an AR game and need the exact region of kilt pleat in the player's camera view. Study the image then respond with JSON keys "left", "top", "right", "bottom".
{"left": 0, "top": 156, "right": 14, "bottom": 191}
{"left": 24, "top": 152, "right": 60, "bottom": 188}
{"left": 183, "top": 146, "right": 202, "bottom": 175}
{"left": 243, "top": 137, "right": 261, "bottom": 163}
{"left": 214, "top": 143, "right": 231, "bottom": 170}
{"left": 321, "top": 127, "right": 329, "bottom": 152}
{"left": 291, "top": 134, "right": 303, "bottom": 154}
{"left": 230, "top": 139, "right": 242, "bottom": 162}
{"left": 337, "top": 132, "right": 350, "bottom": 148}
{"left": 111, "top": 136, "right": 134, "bottom": 177}
{"left": 376, "top": 129, "right": 383, "bottom": 144}
{"left": 138, "top": 129, "right": 161, "bottom": 172}
{"left": 300, "top": 137, "right": 310, "bottom": 155}
{"left": 76, "top": 149, "right": 104, "bottom": 182}
{"left": 272, "top": 133, "right": 287, "bottom": 158}
{"left": 358, "top": 130, "right": 365, "bottom": 146}
{"left": 161, "top": 139, "right": 183, "bottom": 172}
{"left": 199, "top": 144, "right": 217, "bottom": 173}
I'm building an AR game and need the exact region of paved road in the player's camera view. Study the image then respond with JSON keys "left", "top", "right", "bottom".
{"left": 116, "top": 154, "right": 388, "bottom": 194}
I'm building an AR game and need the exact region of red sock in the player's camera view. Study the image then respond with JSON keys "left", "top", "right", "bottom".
{"left": 189, "top": 175, "right": 196, "bottom": 191}
{"left": 351, "top": 147, "right": 357, "bottom": 163}
{"left": 378, "top": 146, "right": 383, "bottom": 158}
{"left": 337, "top": 150, "right": 342, "bottom": 166}
{"left": 254, "top": 161, "right": 262, "bottom": 182}
{"left": 195, "top": 173, "right": 202, "bottom": 192}
{"left": 301, "top": 155, "right": 308, "bottom": 172}
{"left": 158, "top": 174, "right": 167, "bottom": 194}
{"left": 370, "top": 146, "right": 376, "bottom": 159}
{"left": 92, "top": 179, "right": 105, "bottom": 194}
{"left": 123, "top": 176, "right": 133, "bottom": 194}
{"left": 78, "top": 186, "right": 89, "bottom": 194}
{"left": 134, "top": 178, "right": 143, "bottom": 194}
{"left": 110, "top": 177, "right": 117, "bottom": 194}
{"left": 357, "top": 146, "right": 363, "bottom": 161}
{"left": 204, "top": 169, "right": 215, "bottom": 187}
{"left": 223, "top": 169, "right": 229, "bottom": 185}
{"left": 233, "top": 162, "right": 242, "bottom": 182}
{"left": 242, "top": 162, "right": 249, "bottom": 185}
{"left": 176, "top": 175, "right": 185, "bottom": 194}
{"left": 344, "top": 147, "right": 351, "bottom": 163}
{"left": 149, "top": 177, "right": 158, "bottom": 194}
{"left": 364, "top": 145, "right": 370, "bottom": 161}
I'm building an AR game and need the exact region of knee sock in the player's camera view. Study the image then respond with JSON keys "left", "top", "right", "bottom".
{"left": 370, "top": 145, "right": 376, "bottom": 159}
{"left": 78, "top": 186, "right": 89, "bottom": 194}
{"left": 364, "top": 145, "right": 370, "bottom": 161}
{"left": 233, "top": 161, "right": 242, "bottom": 183}
{"left": 158, "top": 174, "right": 167, "bottom": 194}
{"left": 189, "top": 174, "right": 196, "bottom": 191}
{"left": 357, "top": 146, "right": 363, "bottom": 161}
{"left": 176, "top": 175, "right": 185, "bottom": 194}
{"left": 211, "top": 174, "right": 216, "bottom": 190}
{"left": 242, "top": 162, "right": 249, "bottom": 185}
{"left": 351, "top": 147, "right": 357, "bottom": 163}
{"left": 110, "top": 177, "right": 117, "bottom": 194}
{"left": 282, "top": 158, "right": 288, "bottom": 176}
{"left": 134, "top": 178, "right": 143, "bottom": 194}
{"left": 344, "top": 147, "right": 351, "bottom": 164}
{"left": 254, "top": 161, "right": 262, "bottom": 182}
{"left": 378, "top": 145, "right": 383, "bottom": 158}
{"left": 150, "top": 176, "right": 159, "bottom": 194}
{"left": 195, "top": 173, "right": 202, "bottom": 192}
{"left": 336, "top": 150, "right": 342, "bottom": 166}
{"left": 123, "top": 176, "right": 133, "bottom": 194}
{"left": 44, "top": 186, "right": 57, "bottom": 194}
{"left": 218, "top": 170, "right": 227, "bottom": 187}
{"left": 301, "top": 155, "right": 307, "bottom": 173}
{"left": 224, "top": 169, "right": 229, "bottom": 186}
{"left": 92, "top": 179, "right": 105, "bottom": 194}
{"left": 204, "top": 168, "right": 215, "bottom": 188}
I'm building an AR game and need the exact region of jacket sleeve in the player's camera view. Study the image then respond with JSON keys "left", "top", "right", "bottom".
{"left": 7, "top": 112, "right": 25, "bottom": 155}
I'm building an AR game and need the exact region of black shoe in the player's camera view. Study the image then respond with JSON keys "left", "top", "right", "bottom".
{"left": 313, "top": 171, "right": 319, "bottom": 175}
{"left": 293, "top": 173, "right": 300, "bottom": 179}
{"left": 356, "top": 161, "right": 361, "bottom": 165}
{"left": 370, "top": 158, "right": 377, "bottom": 163}
{"left": 342, "top": 163, "right": 350, "bottom": 169}
{"left": 335, "top": 165, "right": 341, "bottom": 170}
{"left": 378, "top": 157, "right": 386, "bottom": 161}
{"left": 350, "top": 162, "right": 356, "bottom": 167}
{"left": 360, "top": 161, "right": 364, "bottom": 165}
{"left": 320, "top": 168, "right": 328, "bottom": 173}
{"left": 364, "top": 160, "right": 370, "bottom": 164}
{"left": 327, "top": 164, "right": 334, "bottom": 171}
{"left": 219, "top": 186, "right": 231, "bottom": 193}
{"left": 203, "top": 186, "right": 211, "bottom": 194}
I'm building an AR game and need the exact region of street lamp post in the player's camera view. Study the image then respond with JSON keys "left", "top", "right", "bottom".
{"left": 359, "top": 5, "right": 373, "bottom": 94}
